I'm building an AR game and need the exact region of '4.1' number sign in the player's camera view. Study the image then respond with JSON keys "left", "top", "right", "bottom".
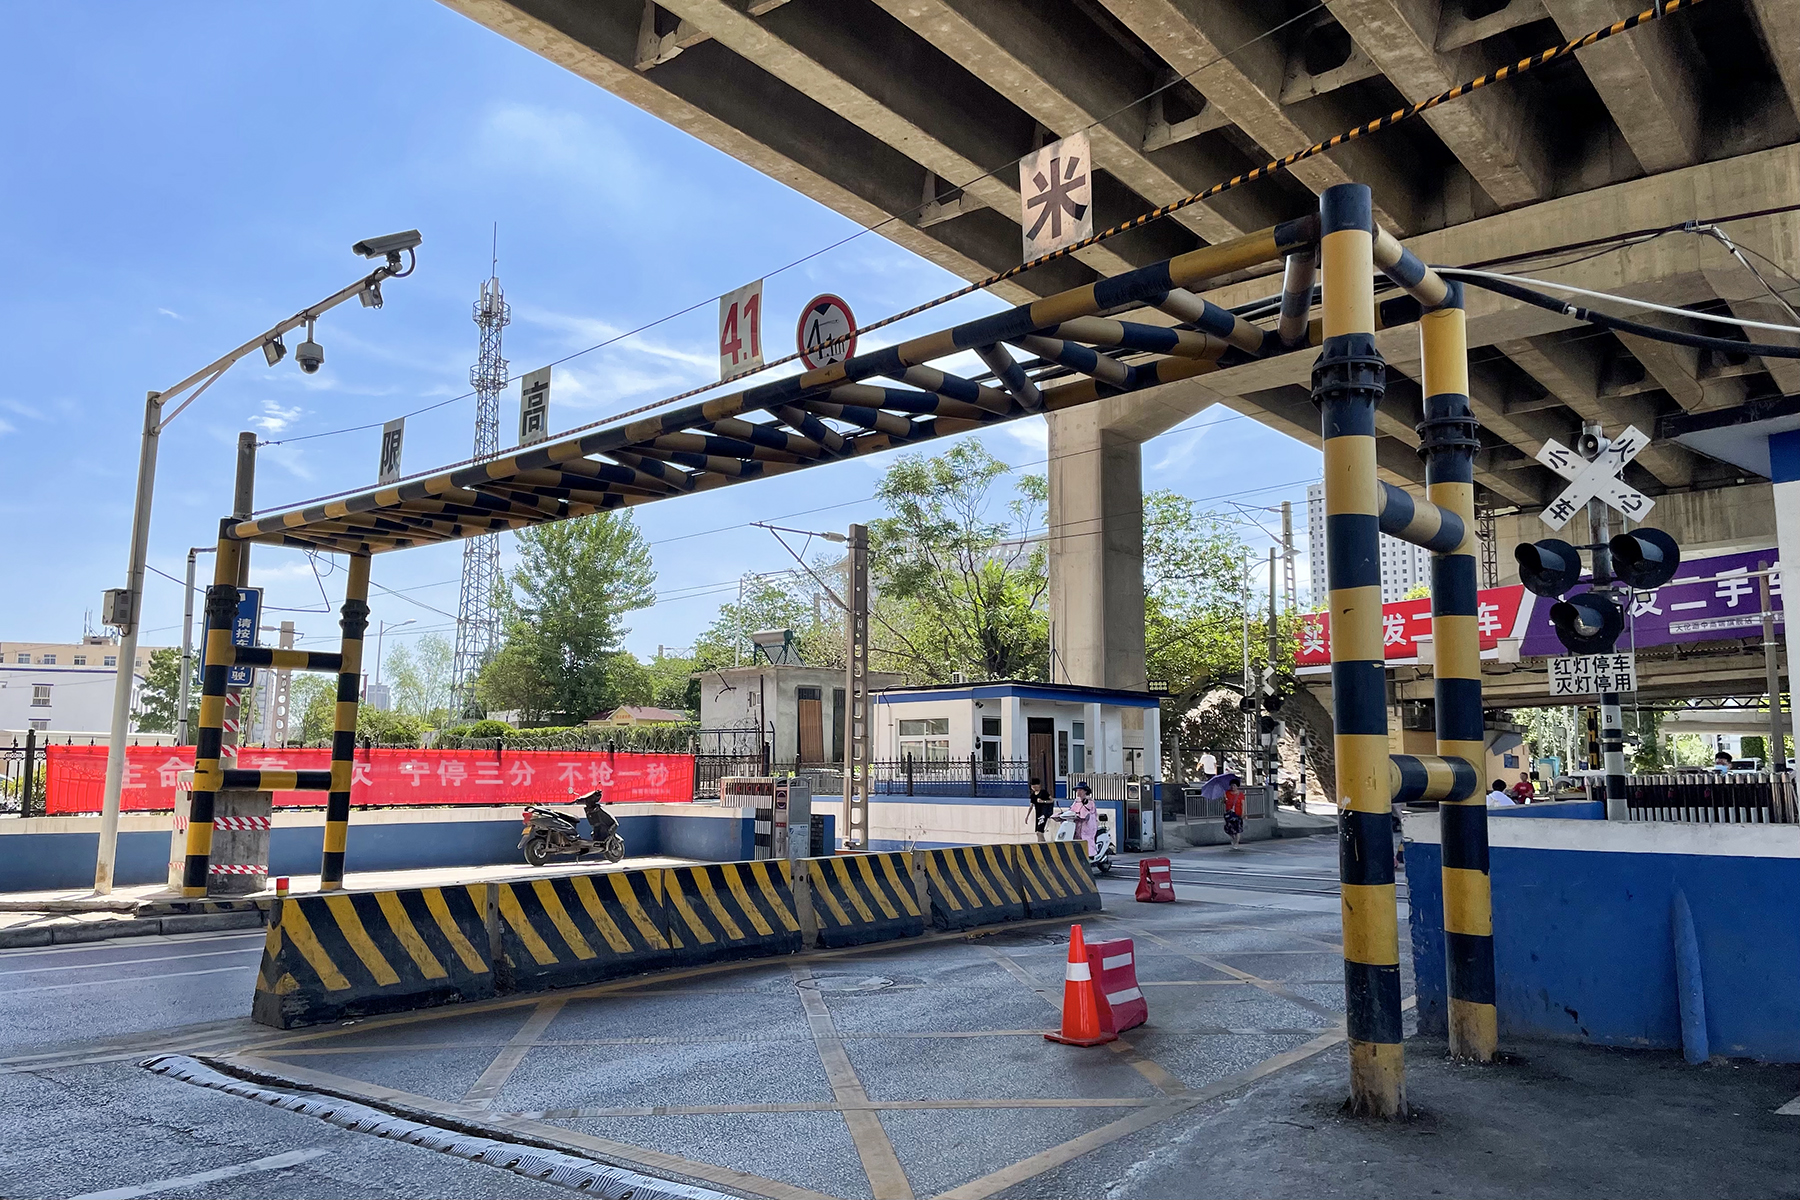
{"left": 719, "top": 279, "right": 764, "bottom": 379}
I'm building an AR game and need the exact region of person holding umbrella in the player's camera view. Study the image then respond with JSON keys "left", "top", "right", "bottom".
{"left": 1201, "top": 770, "right": 1246, "bottom": 849}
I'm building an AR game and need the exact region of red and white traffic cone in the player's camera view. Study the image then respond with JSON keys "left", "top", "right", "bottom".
{"left": 1045, "top": 924, "right": 1117, "bottom": 1046}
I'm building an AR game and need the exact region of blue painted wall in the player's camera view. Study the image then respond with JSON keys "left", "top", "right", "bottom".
{"left": 1408, "top": 838, "right": 1800, "bottom": 1060}
{"left": 1492, "top": 800, "right": 1604, "bottom": 820}
{"left": 0, "top": 811, "right": 762, "bottom": 891}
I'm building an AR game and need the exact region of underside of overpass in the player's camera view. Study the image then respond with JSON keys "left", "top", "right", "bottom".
{"left": 440, "top": 0, "right": 1800, "bottom": 693}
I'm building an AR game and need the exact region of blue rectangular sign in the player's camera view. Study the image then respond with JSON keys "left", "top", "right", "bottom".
{"left": 227, "top": 587, "right": 262, "bottom": 687}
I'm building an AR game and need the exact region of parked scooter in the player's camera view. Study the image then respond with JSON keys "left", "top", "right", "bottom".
{"left": 519, "top": 789, "right": 624, "bottom": 867}
{"left": 1050, "top": 807, "right": 1116, "bottom": 875}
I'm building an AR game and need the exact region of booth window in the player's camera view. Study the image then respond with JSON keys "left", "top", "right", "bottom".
{"left": 898, "top": 717, "right": 950, "bottom": 762}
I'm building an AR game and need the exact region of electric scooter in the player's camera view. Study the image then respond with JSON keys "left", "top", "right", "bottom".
{"left": 1050, "top": 807, "right": 1116, "bottom": 875}
{"left": 519, "top": 789, "right": 624, "bottom": 867}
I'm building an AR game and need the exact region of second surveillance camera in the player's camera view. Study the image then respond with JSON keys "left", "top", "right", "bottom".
{"left": 352, "top": 229, "right": 423, "bottom": 260}
{"left": 296, "top": 339, "right": 325, "bottom": 374}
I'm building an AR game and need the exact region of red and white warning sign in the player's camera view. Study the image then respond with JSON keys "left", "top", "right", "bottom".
{"left": 796, "top": 293, "right": 857, "bottom": 369}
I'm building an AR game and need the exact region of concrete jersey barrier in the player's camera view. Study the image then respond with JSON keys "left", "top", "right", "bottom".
{"left": 806, "top": 852, "right": 924, "bottom": 948}
{"left": 922, "top": 844, "right": 1026, "bottom": 930}
{"left": 663, "top": 861, "right": 803, "bottom": 966}
{"left": 496, "top": 871, "right": 673, "bottom": 992}
{"left": 252, "top": 884, "right": 494, "bottom": 1028}
{"left": 1014, "top": 841, "right": 1102, "bottom": 919}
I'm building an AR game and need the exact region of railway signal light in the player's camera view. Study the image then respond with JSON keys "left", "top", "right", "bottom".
{"left": 1516, "top": 538, "right": 1583, "bottom": 597}
{"left": 1609, "top": 528, "right": 1681, "bottom": 590}
{"left": 1549, "top": 591, "right": 1624, "bottom": 655}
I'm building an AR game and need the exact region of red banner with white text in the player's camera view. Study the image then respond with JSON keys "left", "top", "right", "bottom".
{"left": 1294, "top": 584, "right": 1532, "bottom": 667}
{"left": 42, "top": 746, "right": 696, "bottom": 815}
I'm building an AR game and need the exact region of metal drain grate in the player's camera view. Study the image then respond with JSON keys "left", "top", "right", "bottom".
{"left": 142, "top": 1055, "right": 739, "bottom": 1200}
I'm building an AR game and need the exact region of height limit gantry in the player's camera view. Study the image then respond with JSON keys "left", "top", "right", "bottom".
{"left": 452, "top": 272, "right": 509, "bottom": 716}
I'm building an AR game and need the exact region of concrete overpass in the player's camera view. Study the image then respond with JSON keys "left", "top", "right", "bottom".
{"left": 440, "top": 0, "right": 1800, "bottom": 694}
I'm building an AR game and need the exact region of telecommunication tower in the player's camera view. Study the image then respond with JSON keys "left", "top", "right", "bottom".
{"left": 452, "top": 252, "right": 509, "bottom": 716}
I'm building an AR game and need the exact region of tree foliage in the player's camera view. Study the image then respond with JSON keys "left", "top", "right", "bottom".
{"left": 134, "top": 647, "right": 193, "bottom": 734}
{"left": 383, "top": 633, "right": 454, "bottom": 723}
{"left": 695, "top": 570, "right": 844, "bottom": 672}
{"left": 869, "top": 442, "right": 1047, "bottom": 681}
{"left": 475, "top": 513, "right": 657, "bottom": 722}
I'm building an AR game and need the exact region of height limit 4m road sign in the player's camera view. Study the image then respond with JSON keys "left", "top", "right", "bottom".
{"left": 719, "top": 278, "right": 764, "bottom": 378}
{"left": 1537, "top": 425, "right": 1654, "bottom": 529}
{"left": 1019, "top": 131, "right": 1091, "bottom": 261}
{"left": 797, "top": 294, "right": 856, "bottom": 370}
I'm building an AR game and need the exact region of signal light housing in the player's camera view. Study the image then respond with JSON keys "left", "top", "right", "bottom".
{"left": 1610, "top": 528, "right": 1681, "bottom": 590}
{"left": 1549, "top": 591, "right": 1624, "bottom": 655}
{"left": 1516, "top": 538, "right": 1583, "bottom": 598}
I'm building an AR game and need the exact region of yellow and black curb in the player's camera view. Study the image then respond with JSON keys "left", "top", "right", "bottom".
{"left": 252, "top": 843, "right": 1099, "bottom": 1028}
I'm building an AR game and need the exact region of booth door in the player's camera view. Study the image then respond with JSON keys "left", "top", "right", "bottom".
{"left": 1027, "top": 717, "right": 1056, "bottom": 791}
{"left": 797, "top": 686, "right": 825, "bottom": 764}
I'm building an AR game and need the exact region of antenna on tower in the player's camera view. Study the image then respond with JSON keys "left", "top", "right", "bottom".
{"left": 451, "top": 226, "right": 509, "bottom": 717}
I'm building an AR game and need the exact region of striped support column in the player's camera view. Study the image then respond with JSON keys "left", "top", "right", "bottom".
{"left": 1314, "top": 182, "right": 1405, "bottom": 1118}
{"left": 320, "top": 553, "right": 371, "bottom": 891}
{"left": 1420, "top": 286, "right": 1497, "bottom": 1062}
{"left": 180, "top": 530, "right": 245, "bottom": 897}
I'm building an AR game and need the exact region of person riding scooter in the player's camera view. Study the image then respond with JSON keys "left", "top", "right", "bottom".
{"left": 519, "top": 789, "right": 624, "bottom": 867}
{"left": 1050, "top": 782, "right": 1115, "bottom": 875}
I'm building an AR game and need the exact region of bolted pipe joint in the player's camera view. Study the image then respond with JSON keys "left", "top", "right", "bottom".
{"left": 339, "top": 596, "right": 370, "bottom": 640}
{"left": 203, "top": 582, "right": 240, "bottom": 628}
{"left": 1310, "top": 332, "right": 1386, "bottom": 414}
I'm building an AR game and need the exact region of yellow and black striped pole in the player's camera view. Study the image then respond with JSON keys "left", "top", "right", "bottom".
{"left": 1420, "top": 287, "right": 1497, "bottom": 1062}
{"left": 1315, "top": 182, "right": 1405, "bottom": 1118}
{"left": 181, "top": 527, "right": 245, "bottom": 897}
{"left": 320, "top": 552, "right": 370, "bottom": 891}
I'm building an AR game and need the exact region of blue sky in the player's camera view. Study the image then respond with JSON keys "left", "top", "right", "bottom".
{"left": 0, "top": 2, "right": 1321, "bottom": 665}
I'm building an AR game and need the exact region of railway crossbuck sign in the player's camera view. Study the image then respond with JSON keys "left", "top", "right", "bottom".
{"left": 1536, "top": 425, "right": 1654, "bottom": 529}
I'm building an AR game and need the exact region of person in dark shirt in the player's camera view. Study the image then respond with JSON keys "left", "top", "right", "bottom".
{"left": 1028, "top": 777, "right": 1054, "bottom": 839}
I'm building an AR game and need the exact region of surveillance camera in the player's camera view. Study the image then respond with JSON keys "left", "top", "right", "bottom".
{"left": 352, "top": 230, "right": 423, "bottom": 260}
{"left": 296, "top": 339, "right": 325, "bottom": 374}
{"left": 262, "top": 337, "right": 286, "bottom": 366}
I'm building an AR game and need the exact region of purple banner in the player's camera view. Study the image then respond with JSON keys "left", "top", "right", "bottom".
{"left": 1519, "top": 546, "right": 1783, "bottom": 657}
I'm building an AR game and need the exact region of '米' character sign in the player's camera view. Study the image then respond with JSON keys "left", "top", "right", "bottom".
{"left": 1019, "top": 132, "right": 1092, "bottom": 261}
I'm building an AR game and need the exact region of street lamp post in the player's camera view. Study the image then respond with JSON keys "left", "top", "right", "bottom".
{"left": 374, "top": 619, "right": 416, "bottom": 694}
{"left": 174, "top": 544, "right": 217, "bottom": 746}
{"left": 93, "top": 232, "right": 421, "bottom": 894}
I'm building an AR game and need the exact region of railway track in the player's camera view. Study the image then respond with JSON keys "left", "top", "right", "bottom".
{"left": 1120, "top": 861, "right": 1411, "bottom": 900}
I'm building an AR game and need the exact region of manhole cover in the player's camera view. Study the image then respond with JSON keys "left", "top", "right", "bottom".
{"left": 797, "top": 974, "right": 903, "bottom": 993}
{"left": 973, "top": 929, "right": 1068, "bottom": 948}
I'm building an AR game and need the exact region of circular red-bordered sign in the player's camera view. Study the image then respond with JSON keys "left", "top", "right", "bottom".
{"left": 796, "top": 293, "right": 857, "bottom": 370}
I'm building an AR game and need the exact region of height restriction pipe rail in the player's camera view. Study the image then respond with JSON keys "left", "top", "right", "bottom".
{"left": 1376, "top": 482, "right": 1465, "bottom": 554}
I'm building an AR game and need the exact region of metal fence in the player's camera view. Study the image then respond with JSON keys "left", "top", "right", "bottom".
{"left": 1, "top": 735, "right": 44, "bottom": 817}
{"left": 871, "top": 756, "right": 1032, "bottom": 798}
{"left": 1604, "top": 772, "right": 1800, "bottom": 824}
{"left": 1162, "top": 784, "right": 1271, "bottom": 823}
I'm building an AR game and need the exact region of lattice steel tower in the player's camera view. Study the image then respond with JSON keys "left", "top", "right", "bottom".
{"left": 452, "top": 267, "right": 509, "bottom": 716}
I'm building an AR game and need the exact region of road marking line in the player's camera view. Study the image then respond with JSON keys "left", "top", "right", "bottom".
{"left": 66, "top": 1147, "right": 330, "bottom": 1199}
{"left": 0, "top": 965, "right": 252, "bottom": 996}
{"left": 462, "top": 998, "right": 565, "bottom": 1107}
{"left": 0, "top": 947, "right": 264, "bottom": 975}
{"left": 220, "top": 1052, "right": 839, "bottom": 1200}
{"left": 1777, "top": 1095, "right": 1800, "bottom": 1116}
{"left": 505, "top": 1096, "right": 1162, "bottom": 1117}
{"left": 0, "top": 931, "right": 266, "bottom": 960}
{"left": 267, "top": 1028, "right": 1061, "bottom": 1055}
{"left": 1119, "top": 925, "right": 1344, "bottom": 1022}
{"left": 934, "top": 1029, "right": 1350, "bottom": 1200}
{"left": 790, "top": 963, "right": 915, "bottom": 1200}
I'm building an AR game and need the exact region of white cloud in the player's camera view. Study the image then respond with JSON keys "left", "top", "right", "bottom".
{"left": 0, "top": 417, "right": 15, "bottom": 436}
{"left": 249, "top": 400, "right": 304, "bottom": 436}
{"left": 157, "top": 307, "right": 184, "bottom": 321}
{"left": 475, "top": 104, "right": 650, "bottom": 210}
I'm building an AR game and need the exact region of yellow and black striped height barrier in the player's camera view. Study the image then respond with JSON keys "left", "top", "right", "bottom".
{"left": 180, "top": 530, "right": 247, "bottom": 897}
{"left": 662, "top": 861, "right": 803, "bottom": 965}
{"left": 321, "top": 553, "right": 371, "bottom": 891}
{"left": 1419, "top": 289, "right": 1498, "bottom": 1063}
{"left": 806, "top": 853, "right": 924, "bottom": 948}
{"left": 922, "top": 845, "right": 1025, "bottom": 930}
{"left": 495, "top": 871, "right": 674, "bottom": 991}
{"left": 1013, "top": 841, "right": 1101, "bottom": 919}
{"left": 251, "top": 884, "right": 494, "bottom": 1028}
{"left": 1315, "top": 182, "right": 1405, "bottom": 1118}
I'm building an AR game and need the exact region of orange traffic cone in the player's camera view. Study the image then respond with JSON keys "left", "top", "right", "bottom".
{"left": 1045, "top": 924, "right": 1117, "bottom": 1046}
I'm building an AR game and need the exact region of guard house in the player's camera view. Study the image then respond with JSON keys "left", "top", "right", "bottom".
{"left": 871, "top": 680, "right": 1162, "bottom": 793}
{"left": 696, "top": 662, "right": 905, "bottom": 766}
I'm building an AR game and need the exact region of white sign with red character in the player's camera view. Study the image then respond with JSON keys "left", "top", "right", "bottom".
{"left": 1295, "top": 585, "right": 1531, "bottom": 667}
{"left": 718, "top": 278, "right": 764, "bottom": 378}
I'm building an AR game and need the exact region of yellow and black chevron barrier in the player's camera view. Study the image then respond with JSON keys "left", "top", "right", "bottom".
{"left": 251, "top": 884, "right": 493, "bottom": 1029}
{"left": 496, "top": 870, "right": 672, "bottom": 992}
{"left": 806, "top": 852, "right": 923, "bottom": 948}
{"left": 922, "top": 845, "right": 1025, "bottom": 931}
{"left": 663, "top": 861, "right": 803, "bottom": 965}
{"left": 1013, "top": 841, "right": 1101, "bottom": 920}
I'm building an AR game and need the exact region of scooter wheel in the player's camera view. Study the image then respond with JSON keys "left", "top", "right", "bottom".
{"left": 523, "top": 835, "right": 551, "bottom": 868}
{"left": 1096, "top": 860, "right": 1114, "bottom": 876}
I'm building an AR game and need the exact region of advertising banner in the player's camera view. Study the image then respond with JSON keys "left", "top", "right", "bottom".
{"left": 1295, "top": 585, "right": 1530, "bottom": 667}
{"left": 44, "top": 746, "right": 696, "bottom": 815}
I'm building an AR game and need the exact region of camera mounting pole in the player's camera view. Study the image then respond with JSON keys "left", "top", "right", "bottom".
{"left": 93, "top": 238, "right": 419, "bottom": 895}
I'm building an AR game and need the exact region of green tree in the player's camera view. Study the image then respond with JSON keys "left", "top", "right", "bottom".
{"left": 292, "top": 674, "right": 335, "bottom": 746}
{"left": 385, "top": 633, "right": 454, "bottom": 722}
{"left": 134, "top": 647, "right": 194, "bottom": 734}
{"left": 868, "top": 442, "right": 1047, "bottom": 681}
{"left": 476, "top": 512, "right": 657, "bottom": 722}
{"left": 694, "top": 572, "right": 842, "bottom": 671}
{"left": 357, "top": 707, "right": 428, "bottom": 747}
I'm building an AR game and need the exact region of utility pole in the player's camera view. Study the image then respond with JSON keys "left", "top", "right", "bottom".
{"left": 1280, "top": 500, "right": 1297, "bottom": 614}
{"left": 452, "top": 261, "right": 509, "bottom": 718}
{"left": 175, "top": 545, "right": 215, "bottom": 746}
{"left": 1266, "top": 546, "right": 1279, "bottom": 793}
{"left": 266, "top": 621, "right": 295, "bottom": 747}
{"left": 1761, "top": 567, "right": 1787, "bottom": 770}
{"left": 844, "top": 523, "right": 871, "bottom": 850}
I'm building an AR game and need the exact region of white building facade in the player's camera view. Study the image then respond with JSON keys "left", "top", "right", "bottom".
{"left": 1306, "top": 481, "right": 1431, "bottom": 605}
{"left": 0, "top": 637, "right": 166, "bottom": 736}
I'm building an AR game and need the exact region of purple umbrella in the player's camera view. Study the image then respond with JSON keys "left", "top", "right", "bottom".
{"left": 1199, "top": 772, "right": 1240, "bottom": 801}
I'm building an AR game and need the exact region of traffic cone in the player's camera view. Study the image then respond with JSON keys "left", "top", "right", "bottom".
{"left": 1045, "top": 924, "right": 1117, "bottom": 1046}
